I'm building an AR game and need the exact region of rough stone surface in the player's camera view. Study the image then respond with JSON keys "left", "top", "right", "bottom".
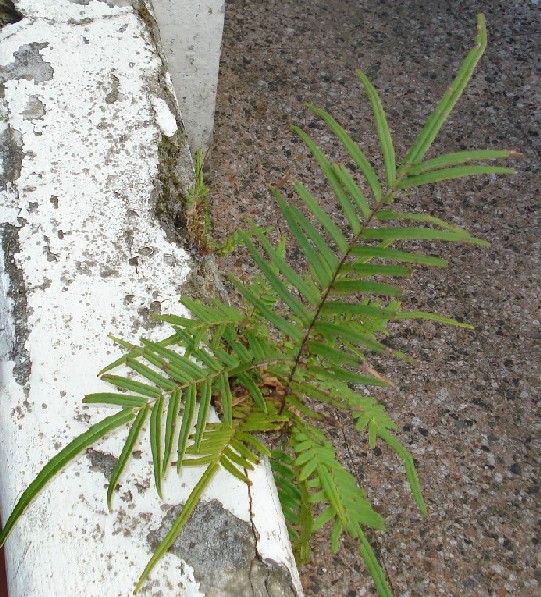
{"left": 211, "top": 1, "right": 540, "bottom": 595}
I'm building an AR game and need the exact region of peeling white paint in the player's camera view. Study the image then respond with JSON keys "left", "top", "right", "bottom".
{"left": 0, "top": 1, "right": 300, "bottom": 596}
{"left": 0, "top": 1, "right": 198, "bottom": 595}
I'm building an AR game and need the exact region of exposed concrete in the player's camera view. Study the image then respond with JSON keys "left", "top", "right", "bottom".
{"left": 150, "top": 0, "right": 225, "bottom": 154}
{"left": 0, "top": 1, "right": 300, "bottom": 595}
{"left": 149, "top": 499, "right": 297, "bottom": 597}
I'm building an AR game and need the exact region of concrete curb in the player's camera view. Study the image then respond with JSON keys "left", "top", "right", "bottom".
{"left": 150, "top": 0, "right": 226, "bottom": 154}
{"left": 0, "top": 1, "right": 301, "bottom": 595}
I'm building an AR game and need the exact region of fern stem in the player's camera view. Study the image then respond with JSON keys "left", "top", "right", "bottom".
{"left": 279, "top": 146, "right": 427, "bottom": 413}
{"left": 280, "top": 248, "right": 349, "bottom": 411}
{"left": 280, "top": 187, "right": 397, "bottom": 412}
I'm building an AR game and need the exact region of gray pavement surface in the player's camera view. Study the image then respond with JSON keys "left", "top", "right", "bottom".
{"left": 210, "top": 0, "right": 540, "bottom": 595}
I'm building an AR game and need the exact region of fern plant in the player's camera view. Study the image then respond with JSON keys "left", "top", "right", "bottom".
{"left": 0, "top": 14, "right": 518, "bottom": 596}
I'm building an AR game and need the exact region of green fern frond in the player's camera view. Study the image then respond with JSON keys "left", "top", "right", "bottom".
{"left": 99, "top": 375, "right": 162, "bottom": 398}
{"left": 288, "top": 420, "right": 392, "bottom": 596}
{"left": 271, "top": 450, "right": 313, "bottom": 565}
{"left": 0, "top": 14, "right": 521, "bottom": 597}
{"left": 291, "top": 420, "right": 384, "bottom": 534}
{"left": 248, "top": 223, "right": 320, "bottom": 305}
{"left": 375, "top": 209, "right": 466, "bottom": 232}
{"left": 377, "top": 428, "right": 427, "bottom": 516}
{"left": 162, "top": 388, "right": 181, "bottom": 475}
{"left": 400, "top": 13, "right": 487, "bottom": 170}
{"left": 150, "top": 396, "right": 164, "bottom": 497}
{"left": 293, "top": 178, "right": 349, "bottom": 253}
{"left": 393, "top": 310, "right": 473, "bottom": 329}
{"left": 397, "top": 164, "right": 515, "bottom": 188}
{"left": 408, "top": 149, "right": 521, "bottom": 174}
{"left": 359, "top": 226, "right": 489, "bottom": 245}
{"left": 306, "top": 103, "right": 382, "bottom": 201}
{"left": 356, "top": 69, "right": 396, "bottom": 188}
{"left": 177, "top": 385, "right": 196, "bottom": 472}
{"left": 0, "top": 409, "right": 136, "bottom": 545}
{"left": 349, "top": 245, "right": 448, "bottom": 267}
{"left": 357, "top": 527, "right": 393, "bottom": 597}
{"left": 107, "top": 406, "right": 149, "bottom": 510}
{"left": 83, "top": 393, "right": 149, "bottom": 408}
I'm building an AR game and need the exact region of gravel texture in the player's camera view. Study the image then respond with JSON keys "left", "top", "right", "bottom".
{"left": 209, "top": 1, "right": 540, "bottom": 595}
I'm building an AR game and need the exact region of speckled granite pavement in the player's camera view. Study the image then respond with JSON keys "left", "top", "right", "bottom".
{"left": 209, "top": 1, "right": 540, "bottom": 595}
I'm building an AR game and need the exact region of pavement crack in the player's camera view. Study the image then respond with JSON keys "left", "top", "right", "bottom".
{"left": 247, "top": 467, "right": 262, "bottom": 561}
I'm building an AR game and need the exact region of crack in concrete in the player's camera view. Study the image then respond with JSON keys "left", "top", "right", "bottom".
{"left": 136, "top": 3, "right": 193, "bottom": 244}
{"left": 247, "top": 464, "right": 301, "bottom": 597}
{"left": 247, "top": 468, "right": 262, "bottom": 559}
{"left": 137, "top": 1, "right": 229, "bottom": 307}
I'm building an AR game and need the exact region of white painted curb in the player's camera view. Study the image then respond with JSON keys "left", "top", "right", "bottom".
{"left": 0, "top": 1, "right": 302, "bottom": 595}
